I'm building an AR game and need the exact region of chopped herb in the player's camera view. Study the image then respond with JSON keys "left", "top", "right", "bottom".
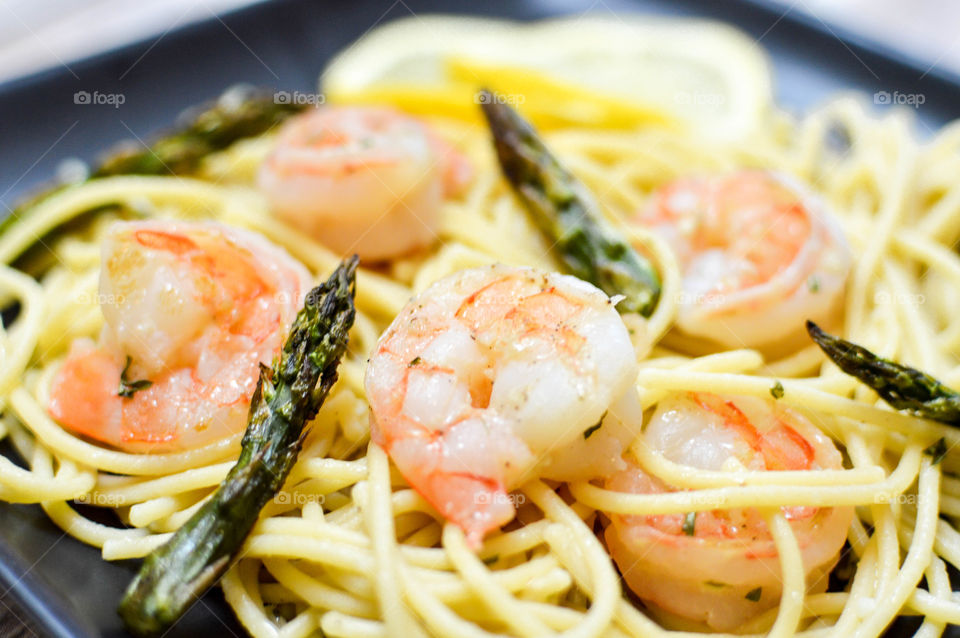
{"left": 924, "top": 438, "right": 948, "bottom": 465}
{"left": 682, "top": 511, "right": 696, "bottom": 536}
{"left": 583, "top": 417, "right": 604, "bottom": 440}
{"left": 408, "top": 356, "right": 422, "bottom": 367}
{"left": 704, "top": 580, "right": 729, "bottom": 589}
{"left": 745, "top": 587, "right": 762, "bottom": 602}
{"left": 770, "top": 381, "right": 785, "bottom": 399}
{"left": 118, "top": 356, "right": 153, "bottom": 398}
{"left": 482, "top": 554, "right": 499, "bottom": 565}
{"left": 808, "top": 276, "right": 820, "bottom": 293}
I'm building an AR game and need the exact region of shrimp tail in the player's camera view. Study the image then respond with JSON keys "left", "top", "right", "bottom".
{"left": 118, "top": 256, "right": 358, "bottom": 637}
{"left": 807, "top": 320, "right": 960, "bottom": 425}
{"left": 478, "top": 88, "right": 661, "bottom": 317}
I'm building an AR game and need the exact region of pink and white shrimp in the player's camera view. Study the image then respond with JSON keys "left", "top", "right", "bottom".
{"left": 258, "top": 105, "right": 471, "bottom": 261}
{"left": 604, "top": 392, "right": 853, "bottom": 631}
{"left": 634, "top": 170, "right": 850, "bottom": 351}
{"left": 364, "top": 264, "right": 642, "bottom": 546}
{"left": 48, "top": 220, "right": 311, "bottom": 453}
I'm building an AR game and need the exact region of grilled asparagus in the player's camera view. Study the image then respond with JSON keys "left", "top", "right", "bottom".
{"left": 807, "top": 320, "right": 960, "bottom": 425}
{"left": 1, "top": 90, "right": 305, "bottom": 237}
{"left": 479, "top": 88, "right": 661, "bottom": 317}
{"left": 118, "top": 256, "right": 357, "bottom": 636}
{"left": 95, "top": 90, "right": 304, "bottom": 177}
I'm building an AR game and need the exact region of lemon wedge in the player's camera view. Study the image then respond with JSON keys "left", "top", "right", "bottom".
{"left": 326, "top": 57, "right": 677, "bottom": 132}
{"left": 321, "top": 14, "right": 773, "bottom": 140}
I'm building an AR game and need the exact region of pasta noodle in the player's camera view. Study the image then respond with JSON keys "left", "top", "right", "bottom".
{"left": 2, "top": 70, "right": 960, "bottom": 638}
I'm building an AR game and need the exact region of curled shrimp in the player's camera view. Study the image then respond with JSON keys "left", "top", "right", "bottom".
{"left": 364, "top": 264, "right": 642, "bottom": 546}
{"left": 258, "top": 105, "right": 471, "bottom": 261}
{"left": 604, "top": 392, "right": 853, "bottom": 631}
{"left": 634, "top": 170, "right": 851, "bottom": 352}
{"left": 48, "top": 220, "right": 311, "bottom": 453}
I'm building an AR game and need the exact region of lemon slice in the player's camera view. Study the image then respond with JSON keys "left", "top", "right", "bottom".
{"left": 324, "top": 58, "right": 677, "bottom": 132}
{"left": 321, "top": 14, "right": 773, "bottom": 140}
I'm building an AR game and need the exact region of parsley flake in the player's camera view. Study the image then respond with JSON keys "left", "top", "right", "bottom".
{"left": 118, "top": 356, "right": 153, "bottom": 398}
{"left": 770, "top": 381, "right": 785, "bottom": 399}
{"left": 583, "top": 419, "right": 603, "bottom": 439}
{"left": 924, "top": 438, "right": 947, "bottom": 465}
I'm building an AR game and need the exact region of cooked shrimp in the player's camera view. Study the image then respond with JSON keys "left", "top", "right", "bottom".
{"left": 258, "top": 105, "right": 470, "bottom": 261}
{"left": 604, "top": 392, "right": 853, "bottom": 631}
{"left": 364, "top": 264, "right": 642, "bottom": 546}
{"left": 634, "top": 170, "right": 850, "bottom": 351}
{"left": 48, "top": 220, "right": 311, "bottom": 453}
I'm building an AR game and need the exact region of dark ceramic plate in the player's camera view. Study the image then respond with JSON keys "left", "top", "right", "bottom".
{"left": 1, "top": 0, "right": 958, "bottom": 636}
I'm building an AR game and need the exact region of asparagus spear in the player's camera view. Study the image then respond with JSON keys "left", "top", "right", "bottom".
{"left": 118, "top": 256, "right": 358, "bottom": 637}
{"left": 95, "top": 90, "right": 305, "bottom": 177}
{"left": 478, "top": 89, "right": 661, "bottom": 317}
{"left": 1, "top": 90, "right": 305, "bottom": 237}
{"left": 807, "top": 320, "right": 960, "bottom": 425}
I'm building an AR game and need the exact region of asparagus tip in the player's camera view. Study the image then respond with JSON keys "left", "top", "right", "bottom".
{"left": 477, "top": 88, "right": 526, "bottom": 139}
{"left": 116, "top": 256, "right": 358, "bottom": 636}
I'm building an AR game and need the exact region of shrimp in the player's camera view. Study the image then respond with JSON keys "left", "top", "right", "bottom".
{"left": 604, "top": 392, "right": 853, "bottom": 631}
{"left": 634, "top": 170, "right": 851, "bottom": 352}
{"left": 48, "top": 220, "right": 312, "bottom": 453}
{"left": 257, "top": 105, "right": 471, "bottom": 261}
{"left": 364, "top": 264, "right": 642, "bottom": 546}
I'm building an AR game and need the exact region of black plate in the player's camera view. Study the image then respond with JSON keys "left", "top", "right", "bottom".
{"left": 1, "top": 0, "right": 958, "bottom": 636}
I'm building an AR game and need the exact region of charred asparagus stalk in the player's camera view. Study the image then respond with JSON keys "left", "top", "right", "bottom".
{"left": 118, "top": 256, "right": 358, "bottom": 637}
{"left": 807, "top": 320, "right": 960, "bottom": 425}
{"left": 1, "top": 90, "right": 305, "bottom": 237}
{"left": 95, "top": 90, "right": 305, "bottom": 177}
{"left": 479, "top": 89, "right": 661, "bottom": 317}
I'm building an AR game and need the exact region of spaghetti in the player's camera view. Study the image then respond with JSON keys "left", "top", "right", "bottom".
{"left": 3, "top": 21, "right": 960, "bottom": 638}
